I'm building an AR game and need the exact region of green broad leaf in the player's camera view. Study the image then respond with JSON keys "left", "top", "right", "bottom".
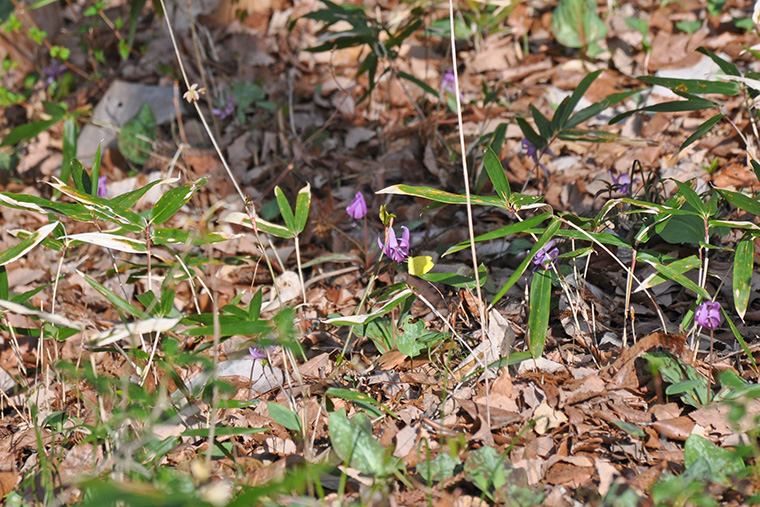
{"left": 515, "top": 116, "right": 546, "bottom": 149}
{"left": 68, "top": 232, "right": 147, "bottom": 253}
{"left": 684, "top": 434, "right": 744, "bottom": 480}
{"left": 666, "top": 379, "right": 704, "bottom": 396}
{"left": 722, "top": 306, "right": 759, "bottom": 373}
{"left": 268, "top": 402, "right": 303, "bottom": 433}
{"left": 149, "top": 177, "right": 207, "bottom": 225}
{"left": 1, "top": 117, "right": 61, "bottom": 147}
{"left": 483, "top": 146, "right": 511, "bottom": 204}
{"left": 0, "top": 191, "right": 90, "bottom": 222}
{"left": 70, "top": 157, "right": 92, "bottom": 194}
{"left": 528, "top": 269, "right": 552, "bottom": 359}
{"left": 183, "top": 318, "right": 271, "bottom": 337}
{"left": 553, "top": 69, "right": 603, "bottom": 132}
{"left": 0, "top": 222, "right": 59, "bottom": 267}
{"left": 752, "top": 159, "right": 760, "bottom": 182}
{"left": 609, "top": 98, "right": 715, "bottom": 124}
{"left": 158, "top": 287, "right": 176, "bottom": 318}
{"left": 82, "top": 272, "right": 145, "bottom": 318}
{"left": 417, "top": 264, "right": 488, "bottom": 289}
{"left": 323, "top": 288, "right": 414, "bottom": 326}
{"left": 182, "top": 426, "right": 269, "bottom": 437}
{"left": 695, "top": 47, "right": 740, "bottom": 77}
{"left": 396, "top": 316, "right": 447, "bottom": 358}
{"left": 635, "top": 254, "right": 700, "bottom": 292}
{"left": 715, "top": 187, "right": 760, "bottom": 217}
{"left": 47, "top": 177, "right": 145, "bottom": 231}
{"left": 293, "top": 183, "right": 311, "bottom": 234}
{"left": 109, "top": 177, "right": 179, "bottom": 208}
{"left": 274, "top": 186, "right": 296, "bottom": 233}
{"left": 611, "top": 420, "right": 645, "bottom": 438}
{"left": 221, "top": 211, "right": 291, "bottom": 239}
{"left": 643, "top": 351, "right": 708, "bottom": 407}
{"left": 397, "top": 71, "right": 440, "bottom": 98}
{"left": 636, "top": 76, "right": 740, "bottom": 96}
{"left": 151, "top": 228, "right": 234, "bottom": 246}
{"left": 59, "top": 118, "right": 78, "bottom": 189}
{"left": 418, "top": 454, "right": 462, "bottom": 483}
{"left": 568, "top": 89, "right": 642, "bottom": 128}
{"left": 377, "top": 184, "right": 507, "bottom": 208}
{"left": 530, "top": 105, "right": 554, "bottom": 140}
{"left": 326, "top": 387, "right": 393, "bottom": 419}
{"left": 491, "top": 218, "right": 561, "bottom": 306}
{"left": 673, "top": 180, "right": 708, "bottom": 217}
{"left": 551, "top": 0, "right": 607, "bottom": 52}
{"left": 117, "top": 102, "right": 157, "bottom": 165}
{"left": 464, "top": 446, "right": 509, "bottom": 496}
{"left": 443, "top": 212, "right": 552, "bottom": 256}
{"left": 676, "top": 113, "right": 724, "bottom": 156}
{"left": 733, "top": 238, "right": 754, "bottom": 320}
{"left": 651, "top": 262, "right": 710, "bottom": 300}
{"left": 329, "top": 409, "right": 392, "bottom": 476}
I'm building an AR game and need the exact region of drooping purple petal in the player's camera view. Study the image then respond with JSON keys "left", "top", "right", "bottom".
{"left": 695, "top": 301, "right": 722, "bottom": 330}
{"left": 532, "top": 239, "right": 559, "bottom": 271}
{"left": 378, "top": 226, "right": 410, "bottom": 263}
{"left": 97, "top": 175, "right": 107, "bottom": 198}
{"left": 346, "top": 192, "right": 367, "bottom": 220}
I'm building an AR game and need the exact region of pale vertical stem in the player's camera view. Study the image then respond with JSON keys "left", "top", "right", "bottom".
{"left": 447, "top": 0, "right": 489, "bottom": 427}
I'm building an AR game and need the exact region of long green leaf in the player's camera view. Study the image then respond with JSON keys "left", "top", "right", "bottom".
{"left": 635, "top": 76, "right": 740, "bottom": 96}
{"left": 1, "top": 118, "right": 61, "bottom": 147}
{"left": 491, "top": 218, "right": 561, "bottom": 306}
{"left": 274, "top": 186, "right": 296, "bottom": 233}
{"left": 715, "top": 187, "right": 760, "bottom": 217}
{"left": 150, "top": 178, "right": 206, "bottom": 225}
{"left": 294, "top": 183, "right": 311, "bottom": 234}
{"left": 673, "top": 180, "right": 707, "bottom": 217}
{"left": 0, "top": 222, "right": 59, "bottom": 266}
{"left": 568, "top": 89, "right": 642, "bottom": 128}
{"left": 515, "top": 116, "right": 546, "bottom": 149}
{"left": 651, "top": 263, "right": 710, "bottom": 299}
{"left": 635, "top": 254, "right": 700, "bottom": 292}
{"left": 676, "top": 113, "right": 724, "bottom": 156}
{"left": 443, "top": 212, "right": 551, "bottom": 256}
{"left": 483, "top": 146, "right": 511, "bottom": 204}
{"left": 81, "top": 272, "right": 145, "bottom": 318}
{"left": 733, "top": 237, "right": 753, "bottom": 321}
{"left": 696, "top": 47, "right": 740, "bottom": 76}
{"left": 59, "top": 118, "right": 78, "bottom": 189}
{"left": 530, "top": 105, "right": 553, "bottom": 140}
{"left": 91, "top": 143, "right": 102, "bottom": 198}
{"left": 609, "top": 98, "right": 715, "bottom": 124}
{"left": 377, "top": 184, "right": 507, "bottom": 209}
{"left": 722, "top": 307, "right": 758, "bottom": 373}
{"left": 553, "top": 69, "right": 603, "bottom": 132}
{"left": 528, "top": 270, "right": 552, "bottom": 359}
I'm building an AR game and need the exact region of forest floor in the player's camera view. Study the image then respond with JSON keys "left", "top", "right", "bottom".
{"left": 1, "top": 0, "right": 760, "bottom": 505}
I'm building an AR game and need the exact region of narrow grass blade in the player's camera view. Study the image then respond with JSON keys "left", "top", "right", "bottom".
{"left": 675, "top": 113, "right": 724, "bottom": 156}
{"left": 294, "top": 183, "right": 311, "bottom": 234}
{"left": 483, "top": 145, "right": 511, "bottom": 204}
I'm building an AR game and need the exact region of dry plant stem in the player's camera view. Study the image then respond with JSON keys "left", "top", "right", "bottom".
{"left": 205, "top": 244, "right": 222, "bottom": 467}
{"left": 173, "top": 82, "right": 189, "bottom": 146}
{"left": 447, "top": 0, "right": 489, "bottom": 427}
{"left": 186, "top": 0, "right": 221, "bottom": 140}
{"left": 558, "top": 216, "right": 670, "bottom": 333}
{"left": 294, "top": 235, "right": 307, "bottom": 304}
{"left": 622, "top": 249, "right": 637, "bottom": 348}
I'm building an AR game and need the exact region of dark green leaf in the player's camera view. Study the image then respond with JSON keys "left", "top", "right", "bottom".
{"left": 733, "top": 237, "right": 753, "bottom": 320}
{"left": 553, "top": 69, "right": 603, "bottom": 132}
{"left": 528, "top": 269, "right": 552, "bottom": 359}
{"left": 483, "top": 145, "right": 511, "bottom": 203}
{"left": 635, "top": 76, "right": 739, "bottom": 96}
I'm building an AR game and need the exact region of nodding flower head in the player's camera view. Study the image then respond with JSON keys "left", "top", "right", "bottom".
{"left": 378, "top": 226, "right": 410, "bottom": 263}
{"left": 346, "top": 192, "right": 367, "bottom": 220}
{"left": 609, "top": 171, "right": 639, "bottom": 194}
{"left": 532, "top": 239, "right": 559, "bottom": 272}
{"left": 694, "top": 301, "right": 722, "bottom": 330}
{"left": 42, "top": 59, "right": 67, "bottom": 87}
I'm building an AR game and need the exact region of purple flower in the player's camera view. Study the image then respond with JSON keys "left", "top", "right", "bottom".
{"left": 346, "top": 192, "right": 367, "bottom": 220}
{"left": 41, "top": 59, "right": 67, "bottom": 87}
{"left": 97, "top": 175, "right": 107, "bottom": 198}
{"left": 609, "top": 171, "right": 639, "bottom": 194}
{"left": 532, "top": 239, "right": 559, "bottom": 271}
{"left": 378, "top": 226, "right": 410, "bottom": 263}
{"left": 441, "top": 70, "right": 459, "bottom": 98}
{"left": 521, "top": 139, "right": 556, "bottom": 180}
{"left": 213, "top": 94, "right": 236, "bottom": 120}
{"left": 695, "top": 301, "right": 722, "bottom": 330}
{"left": 249, "top": 346, "right": 267, "bottom": 360}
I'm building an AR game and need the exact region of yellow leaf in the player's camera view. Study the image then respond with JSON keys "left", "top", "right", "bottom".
{"left": 408, "top": 255, "right": 434, "bottom": 276}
